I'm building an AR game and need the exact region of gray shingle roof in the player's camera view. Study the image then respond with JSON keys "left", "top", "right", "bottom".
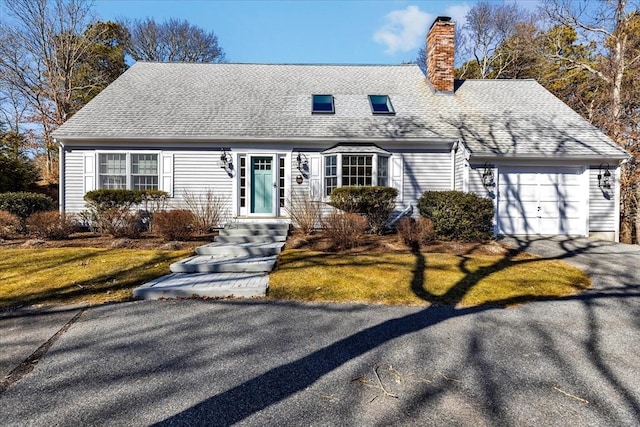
{"left": 53, "top": 62, "right": 627, "bottom": 159}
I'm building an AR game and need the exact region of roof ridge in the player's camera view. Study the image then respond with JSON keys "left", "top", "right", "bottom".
{"left": 134, "top": 61, "right": 417, "bottom": 67}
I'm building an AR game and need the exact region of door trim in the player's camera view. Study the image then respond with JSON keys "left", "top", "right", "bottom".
{"left": 248, "top": 154, "right": 276, "bottom": 216}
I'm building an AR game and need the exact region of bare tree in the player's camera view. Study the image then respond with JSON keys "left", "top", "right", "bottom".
{"left": 541, "top": 0, "right": 640, "bottom": 243}
{"left": 0, "top": 0, "right": 126, "bottom": 182}
{"left": 463, "top": 1, "right": 533, "bottom": 79}
{"left": 541, "top": 0, "right": 640, "bottom": 140}
{"left": 123, "top": 17, "right": 225, "bottom": 63}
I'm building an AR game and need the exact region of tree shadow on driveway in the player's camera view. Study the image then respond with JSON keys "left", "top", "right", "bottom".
{"left": 156, "top": 236, "right": 640, "bottom": 426}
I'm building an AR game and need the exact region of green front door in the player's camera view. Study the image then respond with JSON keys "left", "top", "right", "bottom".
{"left": 251, "top": 157, "right": 273, "bottom": 214}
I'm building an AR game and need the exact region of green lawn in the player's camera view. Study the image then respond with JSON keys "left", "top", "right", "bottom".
{"left": 269, "top": 249, "right": 591, "bottom": 307}
{"left": 0, "top": 248, "right": 191, "bottom": 309}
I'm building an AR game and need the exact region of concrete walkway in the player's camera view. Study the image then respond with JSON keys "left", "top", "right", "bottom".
{"left": 133, "top": 222, "right": 288, "bottom": 300}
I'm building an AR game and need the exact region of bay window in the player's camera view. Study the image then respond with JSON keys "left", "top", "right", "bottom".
{"left": 323, "top": 149, "right": 390, "bottom": 197}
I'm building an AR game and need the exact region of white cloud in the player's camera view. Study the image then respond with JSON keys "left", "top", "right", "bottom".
{"left": 374, "top": 5, "right": 433, "bottom": 54}
{"left": 445, "top": 4, "right": 471, "bottom": 28}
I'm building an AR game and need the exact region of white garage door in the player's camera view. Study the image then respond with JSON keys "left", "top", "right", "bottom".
{"left": 497, "top": 167, "right": 585, "bottom": 235}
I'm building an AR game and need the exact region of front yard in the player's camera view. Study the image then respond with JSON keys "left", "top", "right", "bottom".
{"left": 0, "top": 232, "right": 591, "bottom": 310}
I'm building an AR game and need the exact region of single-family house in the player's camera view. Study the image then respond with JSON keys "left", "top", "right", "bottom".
{"left": 52, "top": 17, "right": 629, "bottom": 241}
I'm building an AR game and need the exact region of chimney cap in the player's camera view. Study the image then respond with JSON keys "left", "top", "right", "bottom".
{"left": 429, "top": 16, "right": 452, "bottom": 30}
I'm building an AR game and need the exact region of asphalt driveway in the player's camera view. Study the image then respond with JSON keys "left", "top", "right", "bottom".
{"left": 0, "top": 237, "right": 638, "bottom": 426}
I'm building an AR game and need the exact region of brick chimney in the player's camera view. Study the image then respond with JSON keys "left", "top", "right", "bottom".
{"left": 426, "top": 16, "right": 455, "bottom": 93}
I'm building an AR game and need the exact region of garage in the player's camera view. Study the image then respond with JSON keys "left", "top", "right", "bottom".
{"left": 497, "top": 166, "right": 586, "bottom": 235}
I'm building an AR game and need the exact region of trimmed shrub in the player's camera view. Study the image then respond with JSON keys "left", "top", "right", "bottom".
{"left": 0, "top": 192, "right": 55, "bottom": 231}
{"left": 329, "top": 186, "right": 398, "bottom": 234}
{"left": 321, "top": 211, "right": 368, "bottom": 250}
{"left": 82, "top": 189, "right": 169, "bottom": 235}
{"left": 0, "top": 210, "right": 20, "bottom": 239}
{"left": 396, "top": 217, "right": 435, "bottom": 247}
{"left": 417, "top": 191, "right": 494, "bottom": 242}
{"left": 153, "top": 210, "right": 195, "bottom": 241}
{"left": 26, "top": 211, "right": 78, "bottom": 240}
{"left": 83, "top": 189, "right": 144, "bottom": 211}
{"left": 286, "top": 191, "right": 321, "bottom": 235}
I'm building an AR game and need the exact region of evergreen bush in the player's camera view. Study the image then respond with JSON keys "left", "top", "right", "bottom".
{"left": 330, "top": 186, "right": 398, "bottom": 234}
{"left": 417, "top": 191, "right": 494, "bottom": 242}
{"left": 0, "top": 192, "right": 55, "bottom": 231}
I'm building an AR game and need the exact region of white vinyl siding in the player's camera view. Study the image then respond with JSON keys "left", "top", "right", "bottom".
{"left": 170, "top": 152, "right": 233, "bottom": 210}
{"left": 588, "top": 166, "right": 617, "bottom": 232}
{"left": 401, "top": 152, "right": 452, "bottom": 203}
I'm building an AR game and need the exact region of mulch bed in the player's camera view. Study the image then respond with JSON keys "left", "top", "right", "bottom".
{"left": 285, "top": 231, "right": 512, "bottom": 256}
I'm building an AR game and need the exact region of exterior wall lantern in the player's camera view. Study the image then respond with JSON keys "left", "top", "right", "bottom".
{"left": 219, "top": 149, "right": 233, "bottom": 170}
{"left": 296, "top": 152, "right": 309, "bottom": 173}
{"left": 482, "top": 162, "right": 495, "bottom": 188}
{"left": 598, "top": 163, "right": 612, "bottom": 188}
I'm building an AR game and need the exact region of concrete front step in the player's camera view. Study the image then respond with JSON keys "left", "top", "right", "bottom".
{"left": 133, "top": 272, "right": 268, "bottom": 299}
{"left": 225, "top": 222, "right": 290, "bottom": 231}
{"left": 170, "top": 254, "right": 277, "bottom": 273}
{"left": 195, "top": 242, "right": 285, "bottom": 256}
{"left": 219, "top": 228, "right": 288, "bottom": 237}
{"left": 215, "top": 235, "right": 286, "bottom": 244}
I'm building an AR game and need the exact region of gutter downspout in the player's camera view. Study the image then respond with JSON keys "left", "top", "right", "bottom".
{"left": 451, "top": 140, "right": 459, "bottom": 190}
{"left": 56, "top": 139, "right": 65, "bottom": 212}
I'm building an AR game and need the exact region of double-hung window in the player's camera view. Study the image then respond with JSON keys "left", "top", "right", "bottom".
{"left": 99, "top": 154, "right": 127, "bottom": 189}
{"left": 98, "top": 153, "right": 159, "bottom": 190}
{"left": 322, "top": 146, "right": 390, "bottom": 197}
{"left": 131, "top": 154, "right": 159, "bottom": 190}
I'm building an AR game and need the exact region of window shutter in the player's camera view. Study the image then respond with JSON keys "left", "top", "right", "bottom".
{"left": 309, "top": 154, "right": 321, "bottom": 201}
{"left": 161, "top": 153, "right": 174, "bottom": 196}
{"left": 83, "top": 152, "right": 95, "bottom": 193}
{"left": 391, "top": 154, "right": 403, "bottom": 200}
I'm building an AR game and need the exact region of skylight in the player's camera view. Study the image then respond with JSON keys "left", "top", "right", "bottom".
{"left": 312, "top": 94, "right": 334, "bottom": 114}
{"left": 369, "top": 95, "right": 394, "bottom": 114}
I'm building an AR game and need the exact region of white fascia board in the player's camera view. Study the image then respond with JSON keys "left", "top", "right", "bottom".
{"left": 55, "top": 136, "right": 458, "bottom": 152}
{"left": 469, "top": 153, "right": 630, "bottom": 162}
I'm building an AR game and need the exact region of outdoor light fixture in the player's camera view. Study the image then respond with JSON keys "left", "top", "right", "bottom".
{"left": 482, "top": 162, "right": 495, "bottom": 188}
{"left": 296, "top": 152, "right": 309, "bottom": 172}
{"left": 219, "top": 149, "right": 233, "bottom": 170}
{"left": 598, "top": 163, "right": 612, "bottom": 188}
{"left": 295, "top": 174, "right": 304, "bottom": 185}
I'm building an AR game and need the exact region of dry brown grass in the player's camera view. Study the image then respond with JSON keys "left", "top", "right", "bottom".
{"left": 269, "top": 236, "right": 591, "bottom": 307}
{"left": 0, "top": 247, "right": 191, "bottom": 310}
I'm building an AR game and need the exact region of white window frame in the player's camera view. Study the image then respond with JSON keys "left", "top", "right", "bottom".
{"left": 322, "top": 152, "right": 390, "bottom": 199}
{"left": 97, "top": 151, "right": 161, "bottom": 191}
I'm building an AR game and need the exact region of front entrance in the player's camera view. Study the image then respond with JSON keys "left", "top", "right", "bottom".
{"left": 251, "top": 157, "right": 274, "bottom": 214}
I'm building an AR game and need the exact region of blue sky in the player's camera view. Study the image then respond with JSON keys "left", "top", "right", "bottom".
{"left": 93, "top": 0, "right": 540, "bottom": 64}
